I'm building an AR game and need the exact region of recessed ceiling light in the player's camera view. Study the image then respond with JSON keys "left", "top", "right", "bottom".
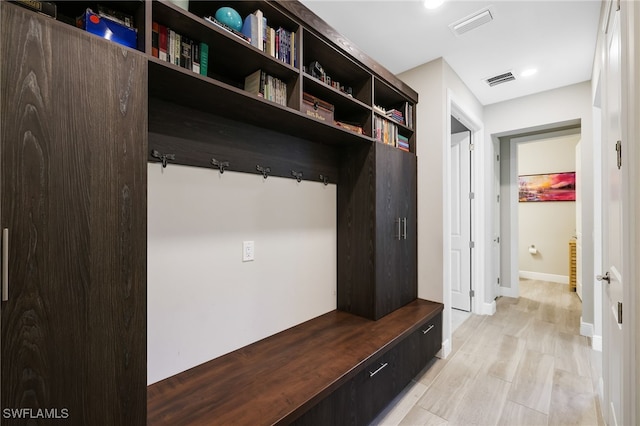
{"left": 424, "top": 0, "right": 446, "bottom": 10}
{"left": 521, "top": 68, "right": 538, "bottom": 77}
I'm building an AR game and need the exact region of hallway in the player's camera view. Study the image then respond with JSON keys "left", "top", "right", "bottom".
{"left": 373, "top": 280, "right": 604, "bottom": 425}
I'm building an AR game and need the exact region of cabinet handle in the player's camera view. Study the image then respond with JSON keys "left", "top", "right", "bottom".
{"left": 2, "top": 228, "right": 8, "bottom": 301}
{"left": 422, "top": 324, "right": 434, "bottom": 335}
{"left": 369, "top": 362, "right": 388, "bottom": 378}
{"left": 402, "top": 217, "right": 407, "bottom": 240}
{"left": 396, "top": 218, "right": 401, "bottom": 240}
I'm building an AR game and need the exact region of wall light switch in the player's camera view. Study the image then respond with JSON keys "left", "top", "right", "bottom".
{"left": 242, "top": 241, "right": 255, "bottom": 262}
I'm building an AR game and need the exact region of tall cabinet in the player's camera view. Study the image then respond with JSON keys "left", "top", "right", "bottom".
{"left": 1, "top": 4, "right": 147, "bottom": 424}
{"left": 338, "top": 143, "right": 417, "bottom": 320}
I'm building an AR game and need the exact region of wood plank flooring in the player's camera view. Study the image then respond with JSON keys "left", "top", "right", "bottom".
{"left": 372, "top": 280, "right": 605, "bottom": 426}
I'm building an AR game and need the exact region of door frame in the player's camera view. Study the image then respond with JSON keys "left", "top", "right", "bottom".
{"left": 617, "top": 1, "right": 638, "bottom": 423}
{"left": 445, "top": 90, "right": 486, "bottom": 321}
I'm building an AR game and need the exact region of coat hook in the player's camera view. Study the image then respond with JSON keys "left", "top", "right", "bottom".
{"left": 211, "top": 157, "right": 230, "bottom": 174}
{"left": 319, "top": 174, "right": 329, "bottom": 186}
{"left": 151, "top": 149, "right": 176, "bottom": 168}
{"left": 256, "top": 165, "right": 271, "bottom": 179}
{"left": 291, "top": 170, "right": 303, "bottom": 183}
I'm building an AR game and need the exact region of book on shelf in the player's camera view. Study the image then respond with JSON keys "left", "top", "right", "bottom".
{"left": 204, "top": 16, "right": 250, "bottom": 44}
{"left": 242, "top": 12, "right": 260, "bottom": 50}
{"left": 200, "top": 42, "right": 209, "bottom": 76}
{"left": 152, "top": 22, "right": 159, "bottom": 58}
{"left": 158, "top": 24, "right": 168, "bottom": 61}
{"left": 10, "top": 0, "right": 57, "bottom": 18}
{"left": 154, "top": 22, "right": 207, "bottom": 77}
{"left": 385, "top": 108, "right": 404, "bottom": 125}
{"left": 244, "top": 70, "right": 287, "bottom": 107}
{"left": 192, "top": 42, "right": 200, "bottom": 74}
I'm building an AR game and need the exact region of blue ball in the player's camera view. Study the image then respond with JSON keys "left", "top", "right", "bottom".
{"left": 215, "top": 7, "right": 243, "bottom": 32}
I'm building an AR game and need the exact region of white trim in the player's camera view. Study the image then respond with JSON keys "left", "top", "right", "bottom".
{"left": 498, "top": 285, "right": 519, "bottom": 298}
{"left": 519, "top": 270, "right": 569, "bottom": 284}
{"left": 592, "top": 334, "right": 603, "bottom": 352}
{"left": 437, "top": 338, "right": 452, "bottom": 359}
{"left": 580, "top": 317, "right": 594, "bottom": 337}
{"left": 482, "top": 300, "right": 496, "bottom": 315}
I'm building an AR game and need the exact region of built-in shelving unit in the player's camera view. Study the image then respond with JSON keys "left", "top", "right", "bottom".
{"left": 2, "top": 1, "right": 434, "bottom": 425}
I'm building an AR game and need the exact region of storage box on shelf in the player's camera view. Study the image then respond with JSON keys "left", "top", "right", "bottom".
{"left": 47, "top": 1, "right": 147, "bottom": 51}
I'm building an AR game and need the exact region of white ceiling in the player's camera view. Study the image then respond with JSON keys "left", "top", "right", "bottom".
{"left": 299, "top": 0, "right": 602, "bottom": 105}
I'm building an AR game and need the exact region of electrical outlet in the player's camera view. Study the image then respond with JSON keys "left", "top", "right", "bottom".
{"left": 242, "top": 241, "right": 255, "bottom": 262}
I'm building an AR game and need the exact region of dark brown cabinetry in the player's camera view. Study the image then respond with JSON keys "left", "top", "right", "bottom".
{"left": 338, "top": 143, "right": 418, "bottom": 320}
{"left": 293, "top": 311, "right": 442, "bottom": 426}
{"left": 1, "top": 3, "right": 147, "bottom": 424}
{"left": 3, "top": 1, "right": 432, "bottom": 424}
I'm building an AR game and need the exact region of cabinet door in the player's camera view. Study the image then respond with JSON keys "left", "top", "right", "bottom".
{"left": 1, "top": 4, "right": 147, "bottom": 425}
{"left": 375, "top": 144, "right": 417, "bottom": 319}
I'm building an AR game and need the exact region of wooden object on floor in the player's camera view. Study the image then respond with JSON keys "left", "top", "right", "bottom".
{"left": 569, "top": 239, "right": 577, "bottom": 291}
{"left": 147, "top": 299, "right": 443, "bottom": 425}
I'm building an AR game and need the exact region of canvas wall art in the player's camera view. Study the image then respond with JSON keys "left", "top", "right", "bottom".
{"left": 519, "top": 172, "right": 576, "bottom": 202}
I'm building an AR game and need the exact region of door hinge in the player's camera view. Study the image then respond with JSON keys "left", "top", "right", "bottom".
{"left": 469, "top": 241, "right": 475, "bottom": 249}
{"left": 470, "top": 290, "right": 475, "bottom": 297}
{"left": 469, "top": 143, "right": 475, "bottom": 151}
{"left": 469, "top": 192, "right": 475, "bottom": 200}
{"left": 617, "top": 0, "right": 621, "bottom": 11}
{"left": 618, "top": 302, "right": 623, "bottom": 324}
{"left": 497, "top": 194, "right": 500, "bottom": 203}
{"left": 616, "top": 140, "right": 622, "bottom": 169}
{"left": 497, "top": 277, "right": 500, "bottom": 285}
{"left": 496, "top": 154, "right": 500, "bottom": 162}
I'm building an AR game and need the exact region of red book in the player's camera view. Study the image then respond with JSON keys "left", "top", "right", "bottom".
{"left": 152, "top": 22, "right": 159, "bottom": 57}
{"left": 158, "top": 24, "right": 168, "bottom": 61}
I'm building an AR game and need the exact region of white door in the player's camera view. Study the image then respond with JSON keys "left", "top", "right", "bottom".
{"left": 600, "top": 2, "right": 624, "bottom": 425}
{"left": 450, "top": 131, "right": 471, "bottom": 311}
{"left": 575, "top": 142, "right": 583, "bottom": 300}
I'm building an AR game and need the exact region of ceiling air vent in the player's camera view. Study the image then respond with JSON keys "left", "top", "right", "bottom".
{"left": 484, "top": 71, "right": 516, "bottom": 87}
{"left": 449, "top": 7, "right": 494, "bottom": 36}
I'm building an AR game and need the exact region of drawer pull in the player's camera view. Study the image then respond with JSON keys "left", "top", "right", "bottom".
{"left": 422, "top": 324, "right": 435, "bottom": 335}
{"left": 369, "top": 362, "right": 388, "bottom": 378}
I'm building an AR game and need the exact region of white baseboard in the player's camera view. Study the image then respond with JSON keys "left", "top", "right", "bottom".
{"left": 437, "top": 338, "right": 451, "bottom": 359}
{"left": 519, "top": 270, "right": 569, "bottom": 284}
{"left": 592, "top": 335, "right": 603, "bottom": 351}
{"left": 482, "top": 300, "right": 496, "bottom": 315}
{"left": 498, "top": 286, "right": 518, "bottom": 298}
{"left": 580, "top": 317, "right": 594, "bottom": 337}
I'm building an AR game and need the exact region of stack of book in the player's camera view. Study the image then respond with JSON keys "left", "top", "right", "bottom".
{"left": 397, "top": 135, "right": 410, "bottom": 152}
{"left": 385, "top": 108, "right": 404, "bottom": 125}
{"left": 244, "top": 70, "right": 288, "bottom": 107}
{"left": 152, "top": 22, "right": 208, "bottom": 76}
{"left": 241, "top": 10, "right": 297, "bottom": 68}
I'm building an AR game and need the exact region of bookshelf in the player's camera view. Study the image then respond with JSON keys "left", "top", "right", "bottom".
{"left": 41, "top": 0, "right": 417, "bottom": 160}
{"left": 3, "top": 0, "right": 425, "bottom": 423}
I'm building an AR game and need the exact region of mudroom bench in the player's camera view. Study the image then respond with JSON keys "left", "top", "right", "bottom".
{"left": 147, "top": 299, "right": 443, "bottom": 425}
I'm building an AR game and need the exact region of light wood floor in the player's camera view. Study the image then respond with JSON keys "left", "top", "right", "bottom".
{"left": 372, "top": 279, "right": 605, "bottom": 426}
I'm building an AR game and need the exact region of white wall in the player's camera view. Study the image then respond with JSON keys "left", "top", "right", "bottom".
{"left": 147, "top": 165, "right": 337, "bottom": 384}
{"left": 484, "top": 81, "right": 595, "bottom": 325}
{"left": 517, "top": 133, "right": 579, "bottom": 280}
{"left": 398, "top": 58, "right": 484, "bottom": 356}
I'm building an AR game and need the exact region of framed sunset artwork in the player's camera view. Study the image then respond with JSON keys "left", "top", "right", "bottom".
{"left": 518, "top": 172, "right": 576, "bottom": 202}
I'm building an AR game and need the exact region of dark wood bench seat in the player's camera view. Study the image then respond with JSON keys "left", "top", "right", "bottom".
{"left": 147, "top": 299, "right": 443, "bottom": 425}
